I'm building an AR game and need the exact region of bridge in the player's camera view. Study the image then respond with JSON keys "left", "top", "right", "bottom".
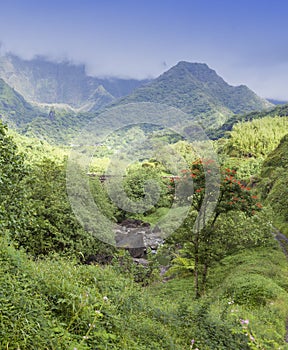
{"left": 87, "top": 173, "right": 180, "bottom": 183}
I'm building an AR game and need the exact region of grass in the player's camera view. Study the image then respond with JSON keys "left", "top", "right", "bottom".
{"left": 1, "top": 234, "right": 288, "bottom": 349}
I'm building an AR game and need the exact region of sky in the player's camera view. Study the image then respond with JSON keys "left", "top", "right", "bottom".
{"left": 0, "top": 0, "right": 288, "bottom": 99}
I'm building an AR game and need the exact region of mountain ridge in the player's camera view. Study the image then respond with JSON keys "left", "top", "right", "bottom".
{"left": 111, "top": 61, "right": 272, "bottom": 128}
{"left": 0, "top": 55, "right": 274, "bottom": 143}
{"left": 0, "top": 53, "right": 150, "bottom": 111}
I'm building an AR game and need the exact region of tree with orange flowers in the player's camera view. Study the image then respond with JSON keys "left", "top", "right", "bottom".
{"left": 170, "top": 159, "right": 263, "bottom": 298}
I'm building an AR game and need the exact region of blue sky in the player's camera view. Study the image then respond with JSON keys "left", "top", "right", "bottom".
{"left": 0, "top": 0, "right": 288, "bottom": 99}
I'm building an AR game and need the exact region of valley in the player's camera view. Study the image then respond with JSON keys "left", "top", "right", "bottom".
{"left": 0, "top": 53, "right": 288, "bottom": 349}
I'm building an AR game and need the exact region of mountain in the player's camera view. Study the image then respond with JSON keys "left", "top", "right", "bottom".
{"left": 80, "top": 85, "right": 115, "bottom": 112}
{"left": 112, "top": 61, "right": 272, "bottom": 128}
{"left": 0, "top": 77, "right": 42, "bottom": 127}
{"left": 0, "top": 57, "right": 273, "bottom": 144}
{"left": 0, "top": 54, "right": 149, "bottom": 111}
{"left": 267, "top": 98, "right": 288, "bottom": 105}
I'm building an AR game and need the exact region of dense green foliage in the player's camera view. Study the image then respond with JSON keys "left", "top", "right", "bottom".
{"left": 2, "top": 233, "right": 288, "bottom": 349}
{"left": 259, "top": 134, "right": 288, "bottom": 235}
{"left": 221, "top": 116, "right": 288, "bottom": 158}
{"left": 0, "top": 123, "right": 29, "bottom": 238}
{"left": 215, "top": 115, "right": 288, "bottom": 180}
{"left": 0, "top": 87, "right": 288, "bottom": 348}
{"left": 209, "top": 102, "right": 288, "bottom": 140}
{"left": 167, "top": 160, "right": 264, "bottom": 297}
{"left": 0, "top": 78, "right": 41, "bottom": 127}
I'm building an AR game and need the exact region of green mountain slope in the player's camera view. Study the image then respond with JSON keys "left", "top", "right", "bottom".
{"left": 0, "top": 77, "right": 42, "bottom": 127}
{"left": 259, "top": 134, "right": 288, "bottom": 234}
{"left": 209, "top": 102, "right": 288, "bottom": 139}
{"left": 0, "top": 58, "right": 273, "bottom": 144}
{"left": 112, "top": 61, "right": 272, "bottom": 128}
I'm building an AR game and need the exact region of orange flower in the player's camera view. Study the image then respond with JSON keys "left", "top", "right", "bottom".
{"left": 196, "top": 188, "right": 203, "bottom": 193}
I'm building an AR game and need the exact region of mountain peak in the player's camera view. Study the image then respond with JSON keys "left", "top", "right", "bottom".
{"left": 169, "top": 61, "right": 224, "bottom": 84}
{"left": 115, "top": 61, "right": 272, "bottom": 128}
{"left": 176, "top": 61, "right": 209, "bottom": 68}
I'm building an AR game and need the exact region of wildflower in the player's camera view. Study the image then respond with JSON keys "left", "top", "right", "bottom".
{"left": 195, "top": 188, "right": 203, "bottom": 193}
{"left": 83, "top": 335, "right": 89, "bottom": 339}
{"left": 240, "top": 319, "right": 249, "bottom": 325}
{"left": 228, "top": 300, "right": 234, "bottom": 305}
{"left": 190, "top": 339, "right": 195, "bottom": 349}
{"left": 250, "top": 335, "right": 255, "bottom": 342}
{"left": 103, "top": 296, "right": 108, "bottom": 301}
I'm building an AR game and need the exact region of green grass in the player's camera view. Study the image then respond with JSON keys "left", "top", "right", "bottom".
{"left": 1, "top": 233, "right": 288, "bottom": 349}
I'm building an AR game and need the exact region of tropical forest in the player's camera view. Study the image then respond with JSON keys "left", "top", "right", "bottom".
{"left": 0, "top": 53, "right": 288, "bottom": 350}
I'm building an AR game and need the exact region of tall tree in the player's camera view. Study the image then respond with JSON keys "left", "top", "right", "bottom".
{"left": 0, "top": 121, "right": 28, "bottom": 235}
{"left": 173, "top": 159, "right": 262, "bottom": 298}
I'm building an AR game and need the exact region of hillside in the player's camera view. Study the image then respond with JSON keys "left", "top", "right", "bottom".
{"left": 259, "top": 134, "right": 288, "bottom": 234}
{"left": 112, "top": 61, "right": 272, "bottom": 128}
{"left": 0, "top": 77, "right": 43, "bottom": 127}
{"left": 1, "top": 117, "right": 288, "bottom": 348}
{"left": 0, "top": 57, "right": 274, "bottom": 144}
{"left": 0, "top": 54, "right": 149, "bottom": 111}
{"left": 209, "top": 102, "right": 288, "bottom": 139}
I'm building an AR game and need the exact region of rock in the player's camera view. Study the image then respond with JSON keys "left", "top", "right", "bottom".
{"left": 133, "top": 258, "right": 150, "bottom": 266}
{"left": 115, "top": 219, "right": 164, "bottom": 257}
{"left": 84, "top": 253, "right": 113, "bottom": 265}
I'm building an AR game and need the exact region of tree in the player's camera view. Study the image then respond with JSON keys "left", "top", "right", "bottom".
{"left": 171, "top": 159, "right": 262, "bottom": 298}
{"left": 110, "top": 164, "right": 171, "bottom": 220}
{"left": 0, "top": 121, "right": 28, "bottom": 235}
{"left": 18, "top": 158, "right": 116, "bottom": 258}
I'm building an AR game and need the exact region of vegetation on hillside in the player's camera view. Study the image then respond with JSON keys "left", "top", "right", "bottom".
{"left": 0, "top": 82, "right": 288, "bottom": 348}
{"left": 114, "top": 61, "right": 271, "bottom": 129}
{"left": 258, "top": 134, "right": 288, "bottom": 235}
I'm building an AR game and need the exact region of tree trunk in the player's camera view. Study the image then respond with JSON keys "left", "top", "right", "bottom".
{"left": 201, "top": 262, "right": 208, "bottom": 294}
{"left": 194, "top": 233, "right": 200, "bottom": 299}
